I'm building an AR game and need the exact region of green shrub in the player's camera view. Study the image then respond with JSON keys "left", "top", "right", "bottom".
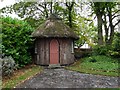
{"left": 82, "top": 55, "right": 118, "bottom": 72}
{"left": 67, "top": 55, "right": 118, "bottom": 76}
{"left": 84, "top": 55, "right": 118, "bottom": 63}
{"left": 92, "top": 45, "right": 111, "bottom": 56}
{"left": 111, "top": 32, "right": 120, "bottom": 58}
{"left": 92, "top": 33, "right": 120, "bottom": 59}
{"left": 0, "top": 56, "right": 18, "bottom": 77}
{"left": 1, "top": 17, "right": 34, "bottom": 67}
{"left": 88, "top": 57, "right": 97, "bottom": 62}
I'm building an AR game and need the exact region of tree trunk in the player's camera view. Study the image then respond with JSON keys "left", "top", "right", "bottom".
{"left": 103, "top": 14, "right": 109, "bottom": 44}
{"left": 44, "top": 2, "right": 48, "bottom": 18}
{"left": 107, "top": 8, "right": 114, "bottom": 45}
{"left": 50, "top": 2, "right": 53, "bottom": 14}
{"left": 68, "top": 8, "right": 72, "bottom": 28}
{"left": 97, "top": 13, "right": 104, "bottom": 45}
{"left": 66, "top": 2, "right": 74, "bottom": 28}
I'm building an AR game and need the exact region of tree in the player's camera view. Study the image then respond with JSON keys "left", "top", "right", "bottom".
{"left": 91, "top": 2, "right": 120, "bottom": 45}
{"left": 65, "top": 2, "right": 75, "bottom": 28}
{"left": 75, "top": 15, "right": 97, "bottom": 47}
{"left": 1, "top": 1, "right": 54, "bottom": 28}
{"left": 1, "top": 16, "right": 34, "bottom": 67}
{"left": 91, "top": 2, "right": 105, "bottom": 45}
{"left": 1, "top": 1, "right": 97, "bottom": 47}
{"left": 104, "top": 2, "right": 120, "bottom": 45}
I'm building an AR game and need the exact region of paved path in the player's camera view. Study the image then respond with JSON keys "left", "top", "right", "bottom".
{"left": 16, "top": 68, "right": 119, "bottom": 88}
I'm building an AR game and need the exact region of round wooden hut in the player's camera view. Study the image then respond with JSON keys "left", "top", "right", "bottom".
{"left": 32, "top": 14, "right": 79, "bottom": 66}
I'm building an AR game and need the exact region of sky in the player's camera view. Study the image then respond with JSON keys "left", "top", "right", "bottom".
{"left": 0, "top": 0, "right": 16, "bottom": 9}
{"left": 0, "top": 0, "right": 22, "bottom": 19}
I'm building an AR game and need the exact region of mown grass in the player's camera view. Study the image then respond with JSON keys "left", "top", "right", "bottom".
{"left": 66, "top": 55, "right": 119, "bottom": 77}
{"left": 2, "top": 65, "right": 43, "bottom": 89}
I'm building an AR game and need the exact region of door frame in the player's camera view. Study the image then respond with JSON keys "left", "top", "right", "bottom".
{"left": 49, "top": 39, "right": 60, "bottom": 64}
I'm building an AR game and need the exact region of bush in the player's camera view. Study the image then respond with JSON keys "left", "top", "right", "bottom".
{"left": 0, "top": 56, "right": 18, "bottom": 77}
{"left": 111, "top": 32, "right": 120, "bottom": 58}
{"left": 83, "top": 55, "right": 118, "bottom": 64}
{"left": 92, "top": 33, "right": 120, "bottom": 59}
{"left": 92, "top": 45, "right": 111, "bottom": 56}
{"left": 1, "top": 17, "right": 34, "bottom": 67}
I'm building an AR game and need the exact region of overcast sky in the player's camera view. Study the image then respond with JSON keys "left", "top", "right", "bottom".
{"left": 0, "top": 0, "right": 22, "bottom": 18}
{"left": 0, "top": 0, "right": 16, "bottom": 9}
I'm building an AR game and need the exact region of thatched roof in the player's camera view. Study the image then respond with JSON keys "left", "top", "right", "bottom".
{"left": 32, "top": 14, "right": 79, "bottom": 39}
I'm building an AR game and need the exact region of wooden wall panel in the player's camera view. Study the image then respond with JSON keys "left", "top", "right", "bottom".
{"left": 40, "top": 39, "right": 46, "bottom": 65}
{"left": 59, "top": 38, "right": 74, "bottom": 65}
{"left": 44, "top": 39, "right": 49, "bottom": 65}
{"left": 36, "top": 38, "right": 50, "bottom": 65}
{"left": 35, "top": 38, "right": 75, "bottom": 65}
{"left": 36, "top": 39, "right": 40, "bottom": 64}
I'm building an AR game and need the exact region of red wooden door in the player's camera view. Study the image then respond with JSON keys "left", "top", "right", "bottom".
{"left": 50, "top": 39, "right": 59, "bottom": 64}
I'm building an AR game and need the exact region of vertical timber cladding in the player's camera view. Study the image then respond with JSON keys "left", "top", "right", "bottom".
{"left": 37, "top": 38, "right": 49, "bottom": 65}
{"left": 67, "top": 39, "right": 75, "bottom": 64}
{"left": 36, "top": 39, "right": 40, "bottom": 64}
{"left": 46, "top": 39, "right": 50, "bottom": 65}
{"left": 70, "top": 39, "right": 75, "bottom": 64}
{"left": 59, "top": 38, "right": 74, "bottom": 65}
{"left": 36, "top": 38, "right": 74, "bottom": 65}
{"left": 37, "top": 39, "right": 41, "bottom": 64}
{"left": 59, "top": 39, "right": 65, "bottom": 64}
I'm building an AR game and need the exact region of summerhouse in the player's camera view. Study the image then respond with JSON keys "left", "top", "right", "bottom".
{"left": 32, "top": 14, "right": 79, "bottom": 66}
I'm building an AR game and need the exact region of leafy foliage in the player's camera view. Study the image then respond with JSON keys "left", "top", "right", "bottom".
{"left": 82, "top": 55, "right": 118, "bottom": 73}
{"left": 66, "top": 55, "right": 118, "bottom": 76}
{"left": 1, "top": 2, "right": 119, "bottom": 46}
{"left": 74, "top": 16, "right": 97, "bottom": 47}
{"left": 92, "top": 32, "right": 120, "bottom": 59}
{"left": 1, "top": 17, "right": 34, "bottom": 67}
{"left": 0, "top": 56, "right": 17, "bottom": 77}
{"left": 110, "top": 32, "right": 120, "bottom": 58}
{"left": 91, "top": 2, "right": 120, "bottom": 45}
{"left": 92, "top": 45, "right": 110, "bottom": 56}
{"left": 1, "top": 2, "right": 97, "bottom": 46}
{"left": 112, "top": 33, "right": 120, "bottom": 51}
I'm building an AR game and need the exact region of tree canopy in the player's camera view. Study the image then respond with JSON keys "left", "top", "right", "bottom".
{"left": 1, "top": 1, "right": 120, "bottom": 46}
{"left": 1, "top": 16, "right": 34, "bottom": 67}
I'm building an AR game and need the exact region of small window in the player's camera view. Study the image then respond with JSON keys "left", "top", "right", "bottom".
{"left": 71, "top": 41, "right": 74, "bottom": 53}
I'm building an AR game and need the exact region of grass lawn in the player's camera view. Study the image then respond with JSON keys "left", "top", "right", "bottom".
{"left": 66, "top": 55, "right": 119, "bottom": 77}
{"left": 2, "top": 64, "right": 43, "bottom": 89}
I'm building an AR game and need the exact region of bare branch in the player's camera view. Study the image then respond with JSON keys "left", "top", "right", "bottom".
{"left": 112, "top": 15, "right": 120, "bottom": 20}
{"left": 65, "top": 2, "right": 69, "bottom": 8}
{"left": 71, "top": 2, "right": 75, "bottom": 8}
{"left": 36, "top": 7, "right": 44, "bottom": 14}
{"left": 38, "top": 3, "right": 45, "bottom": 9}
{"left": 65, "top": 2, "right": 75, "bottom": 10}
{"left": 112, "top": 10, "right": 120, "bottom": 17}
{"left": 114, "top": 20, "right": 120, "bottom": 28}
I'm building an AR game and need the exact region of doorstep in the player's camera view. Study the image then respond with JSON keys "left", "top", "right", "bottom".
{"left": 48, "top": 64, "right": 64, "bottom": 69}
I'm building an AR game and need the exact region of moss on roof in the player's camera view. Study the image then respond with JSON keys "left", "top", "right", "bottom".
{"left": 32, "top": 14, "right": 79, "bottom": 39}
